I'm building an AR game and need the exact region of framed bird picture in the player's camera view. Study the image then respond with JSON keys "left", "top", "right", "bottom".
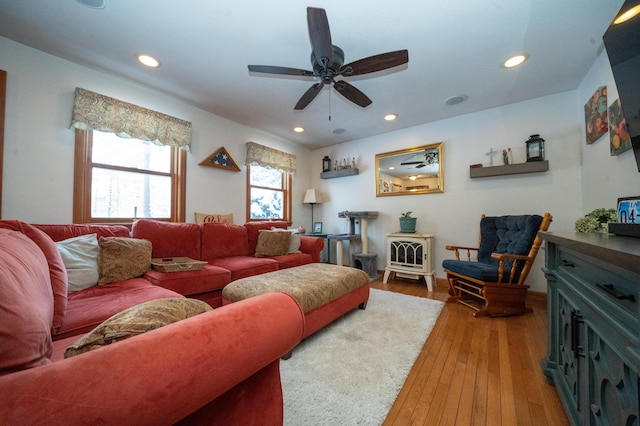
{"left": 199, "top": 147, "right": 241, "bottom": 172}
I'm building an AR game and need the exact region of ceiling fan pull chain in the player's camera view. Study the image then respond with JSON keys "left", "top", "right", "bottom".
{"left": 329, "top": 88, "right": 332, "bottom": 121}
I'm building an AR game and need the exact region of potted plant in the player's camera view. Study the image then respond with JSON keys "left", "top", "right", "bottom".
{"left": 575, "top": 208, "right": 617, "bottom": 233}
{"left": 399, "top": 211, "right": 417, "bottom": 233}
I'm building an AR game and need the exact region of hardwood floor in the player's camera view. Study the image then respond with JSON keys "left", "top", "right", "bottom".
{"left": 371, "top": 276, "right": 568, "bottom": 426}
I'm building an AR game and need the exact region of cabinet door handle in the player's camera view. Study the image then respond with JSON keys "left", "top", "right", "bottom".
{"left": 559, "top": 259, "right": 575, "bottom": 267}
{"left": 596, "top": 283, "right": 636, "bottom": 303}
{"left": 570, "top": 311, "right": 585, "bottom": 359}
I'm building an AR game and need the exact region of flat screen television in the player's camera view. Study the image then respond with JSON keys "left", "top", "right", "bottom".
{"left": 603, "top": 0, "right": 640, "bottom": 172}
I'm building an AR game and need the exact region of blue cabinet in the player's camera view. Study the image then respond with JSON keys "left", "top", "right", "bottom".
{"left": 540, "top": 232, "right": 640, "bottom": 425}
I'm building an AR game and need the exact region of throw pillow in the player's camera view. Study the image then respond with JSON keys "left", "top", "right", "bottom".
{"left": 270, "top": 227, "right": 301, "bottom": 253}
{"left": 98, "top": 237, "right": 152, "bottom": 284}
{"left": 55, "top": 233, "right": 99, "bottom": 292}
{"left": 64, "top": 298, "right": 211, "bottom": 358}
{"left": 254, "top": 230, "right": 291, "bottom": 257}
{"left": 194, "top": 212, "right": 234, "bottom": 225}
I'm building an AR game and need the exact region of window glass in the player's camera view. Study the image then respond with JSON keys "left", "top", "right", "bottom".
{"left": 93, "top": 132, "right": 170, "bottom": 172}
{"left": 91, "top": 168, "right": 171, "bottom": 218}
{"left": 248, "top": 164, "right": 290, "bottom": 221}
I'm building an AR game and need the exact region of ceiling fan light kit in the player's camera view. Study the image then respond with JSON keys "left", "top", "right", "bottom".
{"left": 248, "top": 7, "right": 409, "bottom": 111}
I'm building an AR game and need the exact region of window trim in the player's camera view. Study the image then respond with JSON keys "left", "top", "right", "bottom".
{"left": 246, "top": 164, "right": 292, "bottom": 224}
{"left": 73, "top": 129, "right": 186, "bottom": 224}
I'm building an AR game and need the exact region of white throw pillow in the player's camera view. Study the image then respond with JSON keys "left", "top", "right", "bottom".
{"left": 270, "top": 227, "right": 301, "bottom": 253}
{"left": 55, "top": 233, "right": 99, "bottom": 292}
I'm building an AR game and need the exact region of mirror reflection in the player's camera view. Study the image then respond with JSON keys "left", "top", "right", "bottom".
{"left": 375, "top": 142, "right": 444, "bottom": 196}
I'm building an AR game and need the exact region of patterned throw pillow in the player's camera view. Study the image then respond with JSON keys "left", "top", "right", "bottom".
{"left": 194, "top": 212, "right": 234, "bottom": 224}
{"left": 254, "top": 230, "right": 291, "bottom": 257}
{"left": 98, "top": 237, "right": 152, "bottom": 284}
{"left": 270, "top": 227, "right": 301, "bottom": 253}
{"left": 64, "top": 298, "right": 211, "bottom": 358}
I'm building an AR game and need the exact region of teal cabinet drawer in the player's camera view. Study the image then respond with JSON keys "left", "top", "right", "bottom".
{"left": 556, "top": 247, "right": 639, "bottom": 332}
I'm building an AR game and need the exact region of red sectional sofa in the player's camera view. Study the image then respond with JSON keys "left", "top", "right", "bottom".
{"left": 0, "top": 219, "right": 319, "bottom": 424}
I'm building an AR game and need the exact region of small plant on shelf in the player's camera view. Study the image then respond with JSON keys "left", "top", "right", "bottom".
{"left": 401, "top": 211, "right": 413, "bottom": 218}
{"left": 575, "top": 208, "right": 617, "bottom": 233}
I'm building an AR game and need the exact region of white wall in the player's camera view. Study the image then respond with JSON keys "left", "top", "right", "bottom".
{"left": 311, "top": 49, "right": 640, "bottom": 293}
{"left": 0, "top": 36, "right": 313, "bottom": 225}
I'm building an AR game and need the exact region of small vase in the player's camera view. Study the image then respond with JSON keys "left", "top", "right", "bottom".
{"left": 399, "top": 217, "right": 417, "bottom": 233}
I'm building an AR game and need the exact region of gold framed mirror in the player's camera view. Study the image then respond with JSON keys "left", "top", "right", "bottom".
{"left": 375, "top": 142, "right": 444, "bottom": 196}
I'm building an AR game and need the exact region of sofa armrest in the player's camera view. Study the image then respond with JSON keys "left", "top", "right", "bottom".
{"left": 0, "top": 292, "right": 305, "bottom": 425}
{"left": 299, "top": 235, "right": 324, "bottom": 263}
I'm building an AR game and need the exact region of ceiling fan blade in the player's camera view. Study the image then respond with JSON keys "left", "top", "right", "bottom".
{"left": 333, "top": 80, "right": 372, "bottom": 108}
{"left": 340, "top": 49, "right": 409, "bottom": 76}
{"left": 415, "top": 164, "right": 427, "bottom": 169}
{"left": 248, "top": 65, "right": 315, "bottom": 77}
{"left": 294, "top": 82, "right": 324, "bottom": 110}
{"left": 307, "top": 7, "right": 332, "bottom": 66}
{"left": 400, "top": 161, "right": 424, "bottom": 165}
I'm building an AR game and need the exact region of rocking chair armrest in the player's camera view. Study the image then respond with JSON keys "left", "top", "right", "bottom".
{"left": 490, "top": 252, "right": 532, "bottom": 262}
{"left": 445, "top": 245, "right": 479, "bottom": 262}
{"left": 445, "top": 245, "right": 479, "bottom": 251}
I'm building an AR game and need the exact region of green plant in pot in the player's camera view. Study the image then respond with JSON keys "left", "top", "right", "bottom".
{"left": 399, "top": 211, "right": 417, "bottom": 233}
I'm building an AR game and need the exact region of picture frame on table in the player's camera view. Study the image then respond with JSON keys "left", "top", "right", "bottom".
{"left": 313, "top": 222, "right": 323, "bottom": 233}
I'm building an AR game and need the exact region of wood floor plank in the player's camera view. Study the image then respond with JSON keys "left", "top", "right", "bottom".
{"left": 372, "top": 276, "right": 568, "bottom": 425}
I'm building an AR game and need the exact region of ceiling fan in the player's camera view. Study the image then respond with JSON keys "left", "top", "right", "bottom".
{"left": 248, "top": 7, "right": 409, "bottom": 110}
{"left": 400, "top": 150, "right": 438, "bottom": 169}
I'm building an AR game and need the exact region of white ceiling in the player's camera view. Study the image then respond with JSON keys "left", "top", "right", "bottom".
{"left": 0, "top": 0, "right": 625, "bottom": 149}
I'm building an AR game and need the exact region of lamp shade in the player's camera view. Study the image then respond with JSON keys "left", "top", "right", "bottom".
{"left": 303, "top": 189, "right": 321, "bottom": 204}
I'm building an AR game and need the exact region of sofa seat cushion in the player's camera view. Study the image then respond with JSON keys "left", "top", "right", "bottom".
{"left": 131, "top": 219, "right": 201, "bottom": 260}
{"left": 0, "top": 229, "right": 54, "bottom": 375}
{"left": 268, "top": 252, "right": 313, "bottom": 270}
{"left": 144, "top": 265, "right": 231, "bottom": 296}
{"left": 208, "top": 256, "right": 278, "bottom": 281}
{"left": 201, "top": 223, "right": 249, "bottom": 259}
{"left": 54, "top": 279, "right": 182, "bottom": 340}
{"left": 65, "top": 298, "right": 212, "bottom": 358}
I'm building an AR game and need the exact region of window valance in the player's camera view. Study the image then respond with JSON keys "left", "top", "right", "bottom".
{"left": 245, "top": 142, "right": 296, "bottom": 174}
{"left": 70, "top": 87, "right": 192, "bottom": 151}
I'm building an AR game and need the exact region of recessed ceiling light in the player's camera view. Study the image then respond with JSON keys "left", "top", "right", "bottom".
{"left": 503, "top": 53, "right": 529, "bottom": 68}
{"left": 444, "top": 95, "right": 467, "bottom": 106}
{"left": 137, "top": 54, "right": 160, "bottom": 68}
{"left": 614, "top": 5, "right": 640, "bottom": 24}
{"left": 384, "top": 113, "right": 398, "bottom": 121}
{"left": 75, "top": 0, "right": 106, "bottom": 9}
{"left": 293, "top": 126, "right": 304, "bottom": 133}
{"left": 409, "top": 175, "right": 417, "bottom": 181}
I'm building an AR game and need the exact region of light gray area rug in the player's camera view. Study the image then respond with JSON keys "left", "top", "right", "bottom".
{"left": 280, "top": 288, "right": 445, "bottom": 426}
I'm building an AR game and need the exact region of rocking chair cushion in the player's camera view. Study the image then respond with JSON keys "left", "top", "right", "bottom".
{"left": 445, "top": 214, "right": 544, "bottom": 284}
{"left": 442, "top": 259, "right": 506, "bottom": 282}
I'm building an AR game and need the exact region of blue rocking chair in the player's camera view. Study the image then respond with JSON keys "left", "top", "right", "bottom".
{"left": 443, "top": 213, "right": 552, "bottom": 317}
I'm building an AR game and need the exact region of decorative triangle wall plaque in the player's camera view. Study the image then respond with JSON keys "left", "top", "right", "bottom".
{"left": 199, "top": 147, "right": 240, "bottom": 172}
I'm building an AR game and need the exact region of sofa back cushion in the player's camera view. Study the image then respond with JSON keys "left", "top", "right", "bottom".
{"left": 0, "top": 220, "right": 68, "bottom": 334}
{"left": 131, "top": 219, "right": 201, "bottom": 260}
{"left": 244, "top": 221, "right": 288, "bottom": 255}
{"left": 201, "top": 223, "right": 249, "bottom": 259}
{"left": 0, "top": 229, "right": 54, "bottom": 375}
{"left": 33, "top": 223, "right": 130, "bottom": 242}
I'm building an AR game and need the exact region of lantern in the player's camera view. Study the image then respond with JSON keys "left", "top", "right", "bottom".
{"left": 322, "top": 156, "right": 332, "bottom": 172}
{"left": 525, "top": 134, "right": 545, "bottom": 162}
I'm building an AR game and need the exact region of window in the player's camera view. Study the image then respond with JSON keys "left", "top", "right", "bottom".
{"left": 247, "top": 164, "right": 291, "bottom": 223}
{"left": 74, "top": 129, "right": 186, "bottom": 224}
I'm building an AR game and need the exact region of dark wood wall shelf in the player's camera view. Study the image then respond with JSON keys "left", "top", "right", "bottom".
{"left": 320, "top": 168, "right": 359, "bottom": 179}
{"left": 469, "top": 160, "right": 548, "bottom": 178}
